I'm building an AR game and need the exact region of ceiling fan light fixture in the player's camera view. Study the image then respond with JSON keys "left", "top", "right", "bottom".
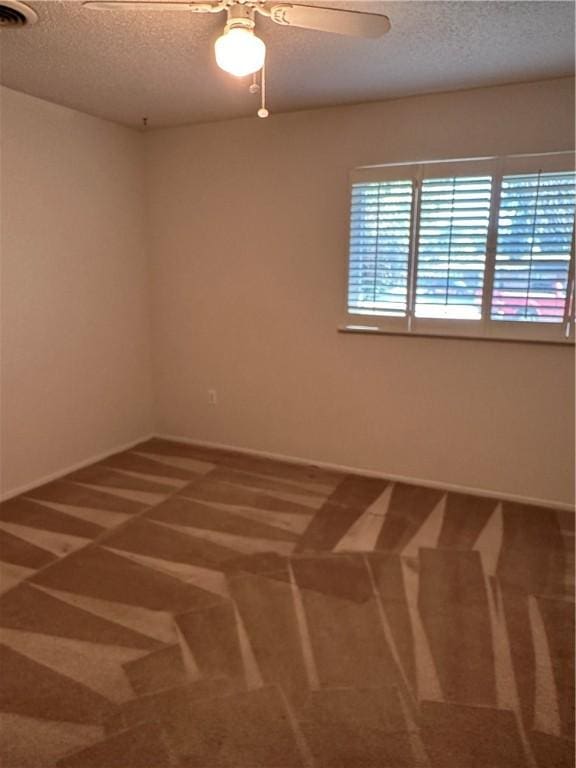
{"left": 214, "top": 27, "right": 265, "bottom": 78}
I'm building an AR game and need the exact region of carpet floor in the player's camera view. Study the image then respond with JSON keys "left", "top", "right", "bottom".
{"left": 0, "top": 437, "right": 573, "bottom": 767}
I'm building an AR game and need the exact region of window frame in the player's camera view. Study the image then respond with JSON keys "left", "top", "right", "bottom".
{"left": 344, "top": 152, "right": 576, "bottom": 345}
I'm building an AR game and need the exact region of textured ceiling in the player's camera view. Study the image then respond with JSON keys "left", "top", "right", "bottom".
{"left": 0, "top": 0, "right": 574, "bottom": 128}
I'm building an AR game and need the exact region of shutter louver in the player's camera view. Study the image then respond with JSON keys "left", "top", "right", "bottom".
{"left": 347, "top": 180, "right": 413, "bottom": 316}
{"left": 415, "top": 176, "right": 492, "bottom": 319}
{"left": 491, "top": 171, "right": 576, "bottom": 323}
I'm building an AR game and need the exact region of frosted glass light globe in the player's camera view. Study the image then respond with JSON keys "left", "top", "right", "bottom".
{"left": 215, "top": 27, "right": 265, "bottom": 77}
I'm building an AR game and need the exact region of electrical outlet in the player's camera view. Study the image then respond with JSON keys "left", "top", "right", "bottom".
{"left": 208, "top": 389, "right": 217, "bottom": 405}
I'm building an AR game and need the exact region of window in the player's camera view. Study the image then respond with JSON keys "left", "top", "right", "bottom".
{"left": 416, "top": 175, "right": 492, "bottom": 320}
{"left": 348, "top": 180, "right": 413, "bottom": 317}
{"left": 345, "top": 153, "right": 575, "bottom": 343}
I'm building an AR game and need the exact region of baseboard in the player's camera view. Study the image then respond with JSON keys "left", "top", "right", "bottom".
{"left": 157, "top": 432, "right": 575, "bottom": 513}
{"left": 3, "top": 430, "right": 573, "bottom": 513}
{"left": 0, "top": 433, "right": 155, "bottom": 502}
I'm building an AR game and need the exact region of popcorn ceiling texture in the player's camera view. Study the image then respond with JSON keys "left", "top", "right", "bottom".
{"left": 0, "top": 0, "right": 574, "bottom": 128}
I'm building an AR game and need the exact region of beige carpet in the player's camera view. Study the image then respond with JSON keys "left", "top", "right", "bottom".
{"left": 0, "top": 438, "right": 573, "bottom": 767}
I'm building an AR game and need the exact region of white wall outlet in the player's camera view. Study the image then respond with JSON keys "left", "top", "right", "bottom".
{"left": 208, "top": 389, "right": 217, "bottom": 405}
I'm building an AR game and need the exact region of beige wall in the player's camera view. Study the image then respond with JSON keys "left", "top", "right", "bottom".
{"left": 0, "top": 87, "right": 153, "bottom": 495}
{"left": 146, "top": 77, "right": 575, "bottom": 506}
{"left": 1, "top": 80, "right": 573, "bottom": 505}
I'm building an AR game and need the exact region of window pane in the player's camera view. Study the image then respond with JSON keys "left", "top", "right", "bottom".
{"left": 348, "top": 180, "right": 413, "bottom": 316}
{"left": 415, "top": 176, "right": 492, "bottom": 319}
{"left": 491, "top": 171, "right": 575, "bottom": 323}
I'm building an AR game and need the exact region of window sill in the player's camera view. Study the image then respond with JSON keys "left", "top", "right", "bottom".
{"left": 338, "top": 325, "right": 575, "bottom": 346}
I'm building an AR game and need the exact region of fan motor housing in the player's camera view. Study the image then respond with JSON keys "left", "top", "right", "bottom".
{"left": 0, "top": 0, "right": 38, "bottom": 27}
{"left": 226, "top": 2, "right": 255, "bottom": 30}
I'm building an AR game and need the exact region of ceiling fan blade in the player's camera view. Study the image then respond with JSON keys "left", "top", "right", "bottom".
{"left": 82, "top": 1, "right": 223, "bottom": 12}
{"left": 267, "top": 4, "right": 390, "bottom": 38}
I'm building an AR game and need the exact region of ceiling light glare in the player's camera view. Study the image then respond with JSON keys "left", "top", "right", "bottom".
{"left": 215, "top": 27, "right": 265, "bottom": 77}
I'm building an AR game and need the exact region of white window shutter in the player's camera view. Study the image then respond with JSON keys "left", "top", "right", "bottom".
{"left": 415, "top": 176, "right": 492, "bottom": 320}
{"left": 491, "top": 171, "right": 576, "bottom": 323}
{"left": 347, "top": 180, "right": 414, "bottom": 317}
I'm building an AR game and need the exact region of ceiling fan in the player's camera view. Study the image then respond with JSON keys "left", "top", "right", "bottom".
{"left": 82, "top": 1, "right": 391, "bottom": 118}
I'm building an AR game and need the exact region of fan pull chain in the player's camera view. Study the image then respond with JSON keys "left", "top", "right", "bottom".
{"left": 258, "top": 61, "right": 269, "bottom": 118}
{"left": 248, "top": 72, "right": 260, "bottom": 95}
